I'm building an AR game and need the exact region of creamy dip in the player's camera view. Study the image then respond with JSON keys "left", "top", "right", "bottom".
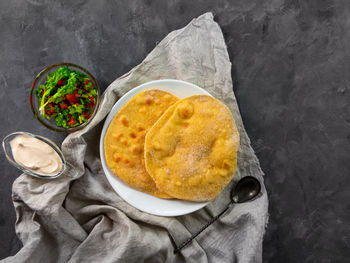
{"left": 10, "top": 135, "right": 63, "bottom": 176}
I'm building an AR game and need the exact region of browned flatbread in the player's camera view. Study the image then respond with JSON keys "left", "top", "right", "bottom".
{"left": 144, "top": 95, "right": 240, "bottom": 201}
{"left": 104, "top": 89, "right": 179, "bottom": 198}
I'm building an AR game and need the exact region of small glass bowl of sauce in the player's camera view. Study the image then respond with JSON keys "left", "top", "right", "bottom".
{"left": 2, "top": 131, "right": 66, "bottom": 179}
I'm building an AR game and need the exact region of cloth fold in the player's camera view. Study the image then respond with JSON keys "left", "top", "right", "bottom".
{"left": 3, "top": 12, "right": 268, "bottom": 263}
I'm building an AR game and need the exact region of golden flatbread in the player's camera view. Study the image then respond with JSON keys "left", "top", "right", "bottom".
{"left": 104, "top": 89, "right": 179, "bottom": 198}
{"left": 144, "top": 95, "right": 240, "bottom": 202}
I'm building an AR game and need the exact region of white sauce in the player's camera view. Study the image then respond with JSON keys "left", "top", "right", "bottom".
{"left": 10, "top": 135, "right": 63, "bottom": 176}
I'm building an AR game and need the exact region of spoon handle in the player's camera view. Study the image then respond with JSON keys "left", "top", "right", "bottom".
{"left": 174, "top": 204, "right": 232, "bottom": 253}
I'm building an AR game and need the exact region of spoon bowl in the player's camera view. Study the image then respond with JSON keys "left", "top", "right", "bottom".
{"left": 231, "top": 176, "right": 261, "bottom": 203}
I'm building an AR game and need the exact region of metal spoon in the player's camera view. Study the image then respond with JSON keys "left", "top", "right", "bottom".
{"left": 174, "top": 176, "right": 261, "bottom": 253}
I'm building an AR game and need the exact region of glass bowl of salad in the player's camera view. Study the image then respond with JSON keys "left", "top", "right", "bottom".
{"left": 30, "top": 63, "right": 100, "bottom": 132}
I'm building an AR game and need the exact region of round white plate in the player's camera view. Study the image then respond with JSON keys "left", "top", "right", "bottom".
{"left": 100, "top": 79, "right": 211, "bottom": 216}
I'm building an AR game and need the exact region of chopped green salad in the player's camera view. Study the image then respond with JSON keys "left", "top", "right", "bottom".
{"left": 35, "top": 66, "right": 97, "bottom": 128}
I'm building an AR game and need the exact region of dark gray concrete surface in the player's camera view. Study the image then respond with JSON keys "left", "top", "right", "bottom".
{"left": 1, "top": 0, "right": 349, "bottom": 262}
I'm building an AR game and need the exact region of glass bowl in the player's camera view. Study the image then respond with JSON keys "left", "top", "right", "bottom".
{"left": 30, "top": 62, "right": 100, "bottom": 132}
{"left": 2, "top": 131, "right": 66, "bottom": 179}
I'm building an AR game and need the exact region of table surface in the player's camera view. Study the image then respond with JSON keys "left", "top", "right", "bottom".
{"left": 1, "top": 1, "right": 349, "bottom": 262}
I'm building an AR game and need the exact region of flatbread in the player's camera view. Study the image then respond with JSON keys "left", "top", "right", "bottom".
{"left": 104, "top": 89, "right": 179, "bottom": 198}
{"left": 144, "top": 95, "right": 240, "bottom": 201}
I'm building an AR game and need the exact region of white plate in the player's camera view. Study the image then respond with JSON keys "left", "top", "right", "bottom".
{"left": 100, "top": 79, "right": 211, "bottom": 216}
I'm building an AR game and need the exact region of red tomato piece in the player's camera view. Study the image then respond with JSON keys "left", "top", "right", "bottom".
{"left": 66, "top": 93, "right": 77, "bottom": 103}
{"left": 57, "top": 78, "right": 65, "bottom": 86}
{"left": 83, "top": 112, "right": 91, "bottom": 120}
{"left": 87, "top": 96, "right": 95, "bottom": 108}
{"left": 67, "top": 115, "right": 75, "bottom": 126}
{"left": 60, "top": 102, "right": 68, "bottom": 109}
{"left": 87, "top": 101, "right": 94, "bottom": 109}
{"left": 45, "top": 109, "right": 55, "bottom": 115}
{"left": 45, "top": 103, "right": 55, "bottom": 115}
{"left": 74, "top": 90, "right": 80, "bottom": 98}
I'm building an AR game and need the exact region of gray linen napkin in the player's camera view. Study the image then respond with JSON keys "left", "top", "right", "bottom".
{"left": 2, "top": 13, "right": 268, "bottom": 263}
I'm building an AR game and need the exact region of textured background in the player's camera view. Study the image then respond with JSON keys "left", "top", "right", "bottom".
{"left": 0, "top": 0, "right": 349, "bottom": 262}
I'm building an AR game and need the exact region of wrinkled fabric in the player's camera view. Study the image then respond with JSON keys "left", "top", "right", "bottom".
{"left": 3, "top": 13, "right": 268, "bottom": 263}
